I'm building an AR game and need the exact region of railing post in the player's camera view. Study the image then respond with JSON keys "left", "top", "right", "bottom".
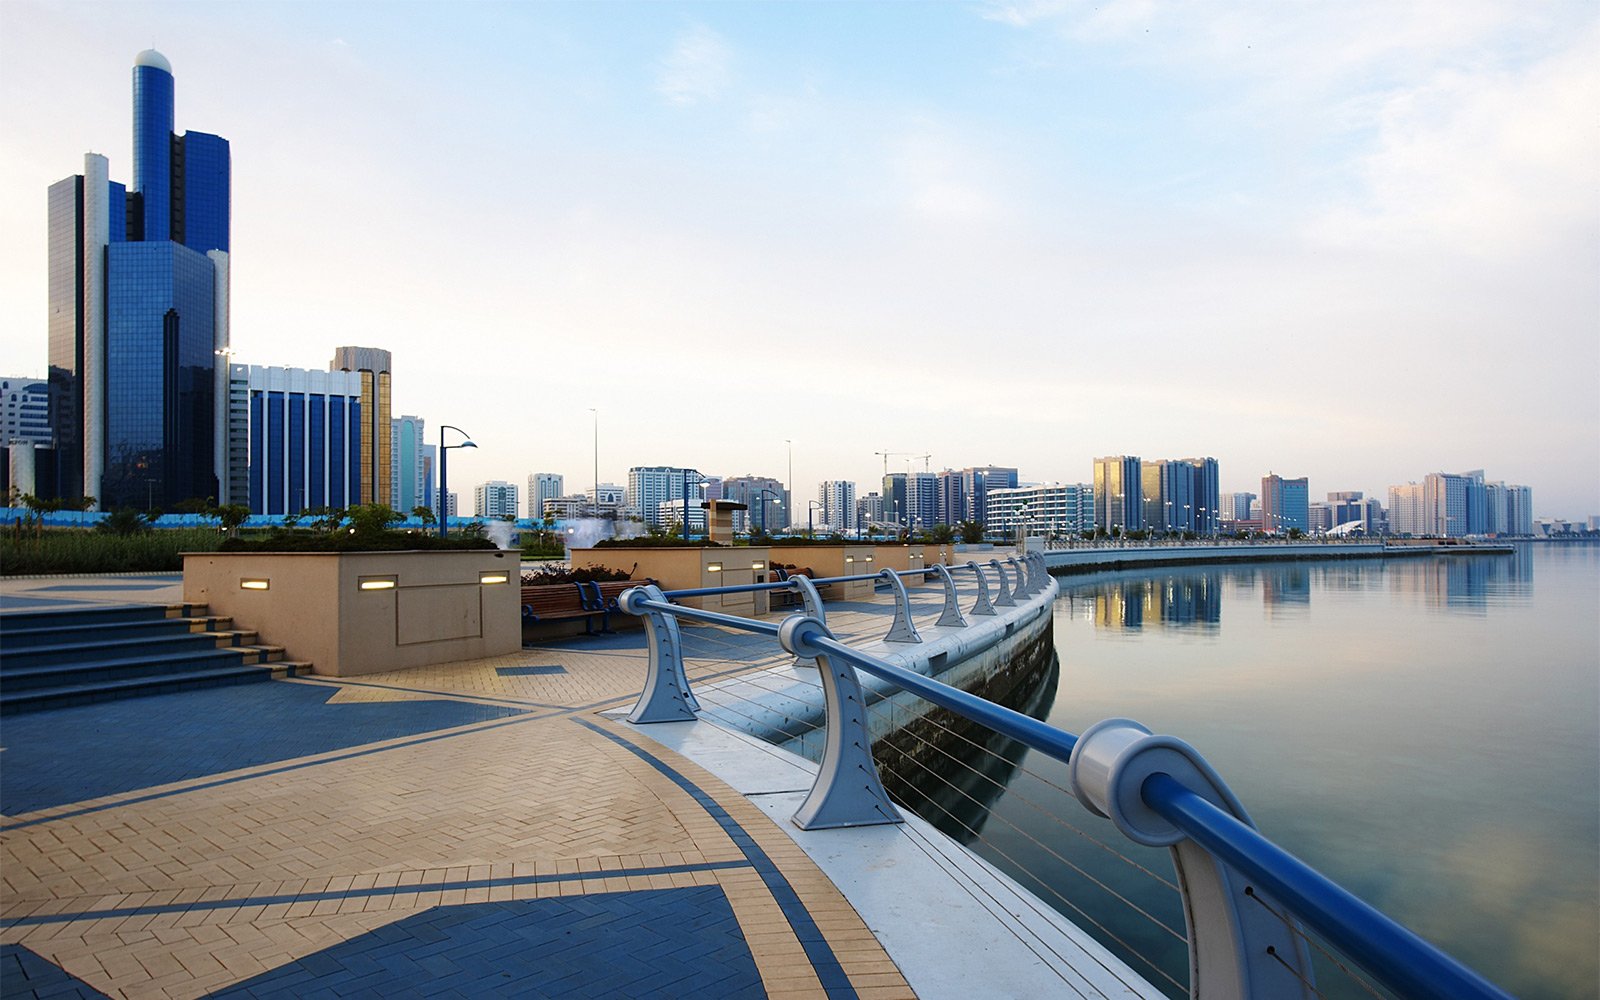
{"left": 965, "top": 560, "right": 997, "bottom": 616}
{"left": 619, "top": 585, "right": 699, "bottom": 723}
{"left": 879, "top": 568, "right": 923, "bottom": 643}
{"left": 1067, "top": 719, "right": 1317, "bottom": 999}
{"left": 931, "top": 563, "right": 969, "bottom": 628}
{"left": 1006, "top": 555, "right": 1030, "bottom": 596}
{"left": 1030, "top": 552, "right": 1050, "bottom": 591}
{"left": 989, "top": 558, "right": 1016, "bottom": 607}
{"left": 780, "top": 615, "right": 902, "bottom": 830}
{"left": 788, "top": 574, "right": 826, "bottom": 668}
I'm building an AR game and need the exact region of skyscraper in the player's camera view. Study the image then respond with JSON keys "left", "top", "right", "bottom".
{"left": 1093, "top": 456, "right": 1143, "bottom": 534}
{"left": 237, "top": 364, "right": 363, "bottom": 516}
{"left": 1259, "top": 473, "right": 1310, "bottom": 534}
{"left": 330, "top": 347, "right": 392, "bottom": 505}
{"left": 391, "top": 414, "right": 426, "bottom": 513}
{"left": 474, "top": 481, "right": 519, "bottom": 519}
{"left": 818, "top": 480, "right": 857, "bottom": 534}
{"left": 49, "top": 51, "right": 232, "bottom": 508}
{"left": 529, "top": 472, "right": 564, "bottom": 520}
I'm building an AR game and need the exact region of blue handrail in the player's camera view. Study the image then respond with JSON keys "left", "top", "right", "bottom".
{"left": 622, "top": 562, "right": 1510, "bottom": 1000}
{"left": 1141, "top": 774, "right": 1508, "bottom": 1000}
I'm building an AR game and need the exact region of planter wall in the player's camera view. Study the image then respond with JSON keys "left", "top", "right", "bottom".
{"left": 569, "top": 547, "right": 771, "bottom": 616}
{"left": 182, "top": 549, "right": 521, "bottom": 676}
{"left": 766, "top": 545, "right": 877, "bottom": 600}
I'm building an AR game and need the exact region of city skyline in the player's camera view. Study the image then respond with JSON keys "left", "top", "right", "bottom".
{"left": 2, "top": 3, "right": 1595, "bottom": 517}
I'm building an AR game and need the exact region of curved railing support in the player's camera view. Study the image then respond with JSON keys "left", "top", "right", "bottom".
{"left": 932, "top": 563, "right": 969, "bottom": 629}
{"left": 879, "top": 568, "right": 923, "bottom": 643}
{"left": 621, "top": 585, "right": 698, "bottom": 723}
{"left": 965, "top": 560, "right": 997, "bottom": 616}
{"left": 989, "top": 558, "right": 1016, "bottom": 607}
{"left": 1068, "top": 719, "right": 1317, "bottom": 999}
{"left": 1006, "top": 556, "right": 1030, "bottom": 596}
{"left": 782, "top": 616, "right": 902, "bottom": 830}
{"left": 789, "top": 575, "right": 827, "bottom": 668}
{"left": 1033, "top": 552, "right": 1051, "bottom": 590}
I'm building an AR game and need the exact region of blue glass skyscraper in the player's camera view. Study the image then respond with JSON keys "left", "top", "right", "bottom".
{"left": 48, "top": 50, "right": 231, "bottom": 508}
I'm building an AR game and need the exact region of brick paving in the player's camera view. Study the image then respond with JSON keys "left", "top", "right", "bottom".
{"left": 0, "top": 573, "right": 931, "bottom": 999}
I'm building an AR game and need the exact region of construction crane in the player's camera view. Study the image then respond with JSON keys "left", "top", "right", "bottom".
{"left": 874, "top": 450, "right": 934, "bottom": 479}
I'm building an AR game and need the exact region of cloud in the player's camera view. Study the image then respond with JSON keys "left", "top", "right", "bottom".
{"left": 657, "top": 24, "right": 732, "bottom": 106}
{"left": 1309, "top": 20, "right": 1600, "bottom": 253}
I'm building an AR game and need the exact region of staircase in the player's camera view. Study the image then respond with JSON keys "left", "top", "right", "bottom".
{"left": 0, "top": 603, "right": 310, "bottom": 714}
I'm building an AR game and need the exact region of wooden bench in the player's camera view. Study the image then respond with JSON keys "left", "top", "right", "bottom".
{"left": 576, "top": 580, "right": 636, "bottom": 633}
{"left": 521, "top": 584, "right": 603, "bottom": 634}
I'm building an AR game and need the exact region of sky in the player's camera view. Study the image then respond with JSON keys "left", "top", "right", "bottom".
{"left": 1, "top": 1, "right": 1596, "bottom": 518}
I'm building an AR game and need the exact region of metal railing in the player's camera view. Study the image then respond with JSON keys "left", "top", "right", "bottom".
{"left": 614, "top": 558, "right": 1509, "bottom": 1000}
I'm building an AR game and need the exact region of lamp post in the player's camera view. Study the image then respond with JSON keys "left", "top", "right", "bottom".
{"left": 757, "top": 488, "right": 779, "bottom": 537}
{"left": 438, "top": 425, "right": 476, "bottom": 537}
{"left": 588, "top": 408, "right": 598, "bottom": 515}
{"left": 807, "top": 500, "right": 823, "bottom": 539}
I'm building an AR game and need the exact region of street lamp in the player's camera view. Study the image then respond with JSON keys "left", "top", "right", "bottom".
{"left": 438, "top": 425, "right": 476, "bottom": 537}
{"left": 807, "top": 500, "right": 823, "bottom": 539}
{"left": 680, "top": 469, "right": 709, "bottom": 541}
{"left": 756, "top": 488, "right": 780, "bottom": 536}
{"left": 588, "top": 408, "right": 598, "bottom": 515}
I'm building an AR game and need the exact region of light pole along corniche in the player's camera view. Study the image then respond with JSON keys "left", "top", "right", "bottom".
{"left": 438, "top": 425, "right": 476, "bottom": 538}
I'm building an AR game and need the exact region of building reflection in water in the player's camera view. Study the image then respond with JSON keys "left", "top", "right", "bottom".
{"left": 1061, "top": 547, "right": 1533, "bottom": 634}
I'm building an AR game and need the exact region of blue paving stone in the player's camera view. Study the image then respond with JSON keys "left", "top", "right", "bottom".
{"left": 0, "top": 682, "right": 528, "bottom": 816}
{"left": 494, "top": 665, "right": 566, "bottom": 676}
{"left": 0, "top": 945, "right": 110, "bottom": 999}
{"left": 206, "top": 887, "right": 763, "bottom": 999}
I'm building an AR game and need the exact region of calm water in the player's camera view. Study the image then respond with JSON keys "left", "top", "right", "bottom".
{"left": 962, "top": 544, "right": 1598, "bottom": 999}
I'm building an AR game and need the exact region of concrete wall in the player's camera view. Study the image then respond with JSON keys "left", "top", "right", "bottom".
{"left": 570, "top": 546, "right": 772, "bottom": 615}
{"left": 183, "top": 550, "right": 521, "bottom": 676}
{"left": 767, "top": 545, "right": 877, "bottom": 600}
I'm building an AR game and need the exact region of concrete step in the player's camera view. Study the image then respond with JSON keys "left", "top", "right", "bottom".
{"left": 0, "top": 659, "right": 306, "bottom": 715}
{"left": 0, "top": 603, "right": 208, "bottom": 631}
{"left": 0, "top": 615, "right": 233, "bottom": 650}
{"left": 1, "top": 643, "right": 283, "bottom": 693}
{"left": 2, "top": 630, "right": 260, "bottom": 671}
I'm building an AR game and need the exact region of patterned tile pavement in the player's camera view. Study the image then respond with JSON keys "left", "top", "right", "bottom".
{"left": 0, "top": 574, "right": 942, "bottom": 999}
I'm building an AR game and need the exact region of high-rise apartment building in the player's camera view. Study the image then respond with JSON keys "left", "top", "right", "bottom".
{"left": 987, "top": 483, "right": 1095, "bottom": 537}
{"left": 818, "top": 480, "right": 858, "bottom": 534}
{"left": 1, "top": 379, "right": 51, "bottom": 447}
{"left": 627, "top": 466, "right": 707, "bottom": 526}
{"left": 1093, "top": 456, "right": 1143, "bottom": 534}
{"left": 330, "top": 347, "right": 392, "bottom": 507}
{"left": 529, "top": 472, "right": 564, "bottom": 521}
{"left": 856, "top": 492, "right": 885, "bottom": 528}
{"left": 474, "top": 480, "right": 519, "bottom": 519}
{"left": 48, "top": 51, "right": 231, "bottom": 508}
{"left": 236, "top": 364, "right": 363, "bottom": 516}
{"left": 1221, "top": 492, "right": 1255, "bottom": 522}
{"left": 1505, "top": 485, "right": 1534, "bottom": 535}
{"left": 1387, "top": 483, "right": 1427, "bottom": 536}
{"left": 937, "top": 466, "right": 1019, "bottom": 525}
{"left": 721, "top": 475, "right": 788, "bottom": 531}
{"left": 391, "top": 415, "right": 427, "bottom": 514}
{"left": 1259, "top": 473, "right": 1310, "bottom": 534}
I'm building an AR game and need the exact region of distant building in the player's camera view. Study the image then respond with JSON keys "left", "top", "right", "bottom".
{"left": 391, "top": 414, "right": 426, "bottom": 513}
{"left": 1259, "top": 473, "right": 1309, "bottom": 534}
{"left": 529, "top": 472, "right": 563, "bottom": 521}
{"left": 543, "top": 494, "right": 590, "bottom": 520}
{"left": 235, "top": 364, "right": 364, "bottom": 516}
{"left": 1093, "top": 456, "right": 1143, "bottom": 534}
{"left": 590, "top": 482, "right": 625, "bottom": 515}
{"left": 628, "top": 466, "right": 707, "bottom": 527}
{"left": 856, "top": 492, "right": 885, "bottom": 528}
{"left": 48, "top": 51, "right": 232, "bottom": 508}
{"left": 1387, "top": 483, "right": 1423, "bottom": 535}
{"left": 330, "top": 347, "right": 393, "bottom": 509}
{"left": 818, "top": 480, "right": 858, "bottom": 534}
{"left": 1221, "top": 492, "right": 1256, "bottom": 522}
{"left": 474, "top": 480, "right": 518, "bottom": 519}
{"left": 987, "top": 483, "right": 1094, "bottom": 537}
{"left": 937, "top": 465, "right": 1019, "bottom": 525}
{"left": 1505, "top": 485, "right": 1533, "bottom": 535}
{"left": 1139, "top": 458, "right": 1217, "bottom": 534}
{"left": 658, "top": 497, "right": 708, "bottom": 535}
{"left": 1, "top": 378, "right": 51, "bottom": 446}
{"left": 722, "top": 475, "right": 788, "bottom": 531}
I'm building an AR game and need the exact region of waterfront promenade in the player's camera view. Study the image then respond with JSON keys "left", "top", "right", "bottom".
{"left": 0, "top": 571, "right": 1147, "bottom": 999}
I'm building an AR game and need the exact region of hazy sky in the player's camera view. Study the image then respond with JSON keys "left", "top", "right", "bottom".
{"left": 2, "top": 1, "right": 1596, "bottom": 517}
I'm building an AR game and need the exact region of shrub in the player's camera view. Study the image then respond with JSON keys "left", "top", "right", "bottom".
{"left": 521, "top": 564, "right": 635, "bottom": 586}
{"left": 2, "top": 527, "right": 224, "bottom": 575}
{"left": 593, "top": 537, "right": 724, "bottom": 548}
